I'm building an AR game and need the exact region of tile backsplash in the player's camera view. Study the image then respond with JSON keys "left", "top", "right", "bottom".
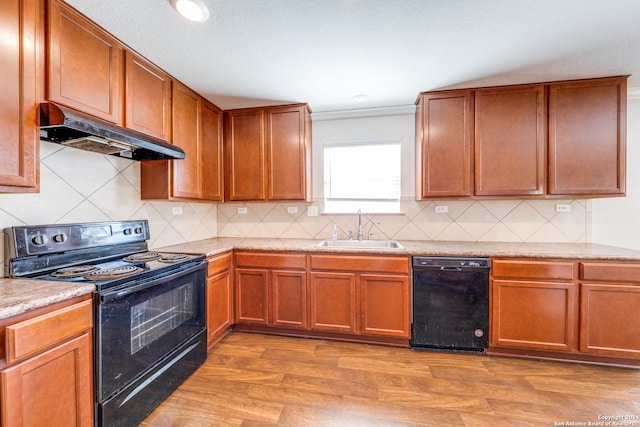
{"left": 0, "top": 141, "right": 589, "bottom": 277}
{"left": 0, "top": 141, "right": 217, "bottom": 277}
{"left": 218, "top": 198, "right": 589, "bottom": 243}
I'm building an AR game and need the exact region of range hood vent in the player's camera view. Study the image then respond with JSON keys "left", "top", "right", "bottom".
{"left": 39, "top": 102, "right": 185, "bottom": 161}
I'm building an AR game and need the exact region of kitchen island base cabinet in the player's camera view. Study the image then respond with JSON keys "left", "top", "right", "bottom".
{"left": 0, "top": 297, "right": 93, "bottom": 427}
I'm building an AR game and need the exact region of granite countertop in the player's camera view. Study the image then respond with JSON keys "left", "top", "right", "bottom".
{"left": 3, "top": 238, "right": 640, "bottom": 321}
{"left": 0, "top": 279, "right": 95, "bottom": 321}
{"left": 156, "top": 237, "right": 640, "bottom": 261}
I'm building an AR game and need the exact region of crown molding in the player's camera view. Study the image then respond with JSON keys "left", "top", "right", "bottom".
{"left": 628, "top": 86, "right": 640, "bottom": 100}
{"left": 311, "top": 105, "right": 416, "bottom": 121}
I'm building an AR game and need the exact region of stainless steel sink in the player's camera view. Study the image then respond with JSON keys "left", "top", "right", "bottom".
{"left": 316, "top": 240, "right": 404, "bottom": 249}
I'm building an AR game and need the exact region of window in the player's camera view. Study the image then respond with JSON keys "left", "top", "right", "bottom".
{"left": 323, "top": 140, "right": 401, "bottom": 213}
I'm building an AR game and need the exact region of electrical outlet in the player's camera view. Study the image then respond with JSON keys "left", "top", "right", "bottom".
{"left": 237, "top": 207, "right": 248, "bottom": 214}
{"left": 172, "top": 207, "right": 183, "bottom": 215}
{"left": 287, "top": 207, "right": 298, "bottom": 214}
{"left": 307, "top": 206, "right": 319, "bottom": 217}
{"left": 556, "top": 204, "right": 571, "bottom": 213}
{"left": 435, "top": 205, "right": 448, "bottom": 214}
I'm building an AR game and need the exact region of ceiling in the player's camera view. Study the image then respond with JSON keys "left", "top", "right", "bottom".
{"left": 64, "top": 0, "right": 640, "bottom": 113}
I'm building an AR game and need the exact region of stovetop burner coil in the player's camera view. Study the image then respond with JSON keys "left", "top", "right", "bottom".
{"left": 158, "top": 253, "right": 189, "bottom": 263}
{"left": 84, "top": 265, "right": 144, "bottom": 280}
{"left": 51, "top": 265, "right": 100, "bottom": 278}
{"left": 123, "top": 252, "right": 161, "bottom": 263}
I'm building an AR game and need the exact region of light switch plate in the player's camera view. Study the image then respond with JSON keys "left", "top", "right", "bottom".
{"left": 287, "top": 207, "right": 298, "bottom": 214}
{"left": 435, "top": 205, "right": 448, "bottom": 213}
{"left": 237, "top": 207, "right": 248, "bottom": 214}
{"left": 307, "top": 206, "right": 319, "bottom": 217}
{"left": 172, "top": 207, "right": 183, "bottom": 215}
{"left": 556, "top": 204, "right": 571, "bottom": 213}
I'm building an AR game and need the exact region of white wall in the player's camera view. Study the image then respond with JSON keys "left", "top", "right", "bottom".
{"left": 592, "top": 97, "right": 640, "bottom": 250}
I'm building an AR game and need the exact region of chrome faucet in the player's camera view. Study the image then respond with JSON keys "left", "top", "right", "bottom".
{"left": 357, "top": 209, "right": 363, "bottom": 241}
{"left": 367, "top": 220, "right": 380, "bottom": 240}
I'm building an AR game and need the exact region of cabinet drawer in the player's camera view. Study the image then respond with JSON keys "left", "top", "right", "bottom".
{"left": 580, "top": 262, "right": 640, "bottom": 284}
{"left": 492, "top": 259, "right": 574, "bottom": 281}
{"left": 207, "top": 252, "right": 232, "bottom": 276}
{"left": 5, "top": 300, "right": 93, "bottom": 365}
{"left": 235, "top": 252, "right": 306, "bottom": 270}
{"left": 310, "top": 255, "right": 410, "bottom": 274}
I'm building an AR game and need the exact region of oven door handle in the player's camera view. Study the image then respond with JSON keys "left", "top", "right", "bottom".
{"left": 99, "top": 260, "right": 206, "bottom": 303}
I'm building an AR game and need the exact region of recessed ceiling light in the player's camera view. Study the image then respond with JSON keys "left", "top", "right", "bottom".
{"left": 170, "top": 0, "right": 210, "bottom": 22}
{"left": 352, "top": 94, "right": 370, "bottom": 105}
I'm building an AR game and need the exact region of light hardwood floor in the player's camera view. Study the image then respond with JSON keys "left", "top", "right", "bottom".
{"left": 140, "top": 332, "right": 640, "bottom": 426}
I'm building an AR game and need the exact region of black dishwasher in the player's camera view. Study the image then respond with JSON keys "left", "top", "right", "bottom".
{"left": 411, "top": 257, "right": 490, "bottom": 351}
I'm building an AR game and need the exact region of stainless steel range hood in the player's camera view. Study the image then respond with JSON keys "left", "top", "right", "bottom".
{"left": 39, "top": 102, "right": 185, "bottom": 161}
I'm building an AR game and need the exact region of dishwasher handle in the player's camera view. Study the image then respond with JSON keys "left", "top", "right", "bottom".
{"left": 440, "top": 266, "right": 463, "bottom": 271}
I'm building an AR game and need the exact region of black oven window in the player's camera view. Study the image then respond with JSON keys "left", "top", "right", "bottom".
{"left": 130, "top": 282, "right": 194, "bottom": 354}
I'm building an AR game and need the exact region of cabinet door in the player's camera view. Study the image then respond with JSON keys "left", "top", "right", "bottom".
{"left": 1, "top": 332, "right": 93, "bottom": 427}
{"left": 271, "top": 270, "right": 308, "bottom": 329}
{"left": 47, "top": 0, "right": 122, "bottom": 123}
{"left": 491, "top": 279, "right": 576, "bottom": 351}
{"left": 310, "top": 272, "right": 356, "bottom": 333}
{"left": 207, "top": 270, "right": 232, "bottom": 346}
{"left": 235, "top": 268, "right": 269, "bottom": 325}
{"left": 224, "top": 109, "right": 265, "bottom": 201}
{"left": 171, "top": 82, "right": 200, "bottom": 199}
{"left": 360, "top": 274, "right": 410, "bottom": 338}
{"left": 124, "top": 51, "right": 171, "bottom": 140}
{"left": 267, "top": 105, "right": 309, "bottom": 200}
{"left": 548, "top": 76, "right": 626, "bottom": 195}
{"left": 200, "top": 100, "right": 224, "bottom": 201}
{"left": 0, "top": 0, "right": 39, "bottom": 192}
{"left": 415, "top": 91, "right": 473, "bottom": 198}
{"left": 580, "top": 283, "right": 640, "bottom": 358}
{"left": 475, "top": 85, "right": 546, "bottom": 196}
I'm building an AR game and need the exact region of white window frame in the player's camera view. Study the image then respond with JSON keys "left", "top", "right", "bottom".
{"left": 323, "top": 139, "right": 401, "bottom": 214}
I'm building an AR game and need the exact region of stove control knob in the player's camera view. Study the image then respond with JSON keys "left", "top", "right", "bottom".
{"left": 52, "top": 233, "right": 67, "bottom": 243}
{"left": 123, "top": 228, "right": 133, "bottom": 235}
{"left": 134, "top": 227, "right": 143, "bottom": 234}
{"left": 31, "top": 234, "right": 48, "bottom": 246}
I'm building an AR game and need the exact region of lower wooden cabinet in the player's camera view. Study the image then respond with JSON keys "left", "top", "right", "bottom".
{"left": 579, "top": 262, "right": 640, "bottom": 359}
{"left": 309, "top": 254, "right": 411, "bottom": 340}
{"left": 234, "top": 252, "right": 308, "bottom": 329}
{"left": 232, "top": 252, "right": 410, "bottom": 343}
{"left": 491, "top": 279, "right": 577, "bottom": 352}
{"left": 310, "top": 272, "right": 357, "bottom": 333}
{"left": 0, "top": 297, "right": 94, "bottom": 427}
{"left": 491, "top": 258, "right": 640, "bottom": 365}
{"left": 206, "top": 252, "right": 233, "bottom": 348}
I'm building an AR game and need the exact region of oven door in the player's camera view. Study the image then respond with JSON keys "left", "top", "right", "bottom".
{"left": 96, "top": 260, "right": 207, "bottom": 401}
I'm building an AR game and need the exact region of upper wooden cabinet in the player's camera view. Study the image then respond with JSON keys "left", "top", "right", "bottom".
{"left": 224, "top": 104, "right": 312, "bottom": 202}
{"left": 415, "top": 91, "right": 473, "bottom": 198}
{"left": 548, "top": 76, "right": 626, "bottom": 196}
{"left": 474, "top": 84, "right": 546, "bottom": 196}
{"left": 415, "top": 76, "right": 627, "bottom": 199}
{"left": 47, "top": 0, "right": 123, "bottom": 124}
{"left": 124, "top": 51, "right": 172, "bottom": 141}
{"left": 0, "top": 0, "right": 40, "bottom": 193}
{"left": 140, "top": 82, "right": 223, "bottom": 201}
